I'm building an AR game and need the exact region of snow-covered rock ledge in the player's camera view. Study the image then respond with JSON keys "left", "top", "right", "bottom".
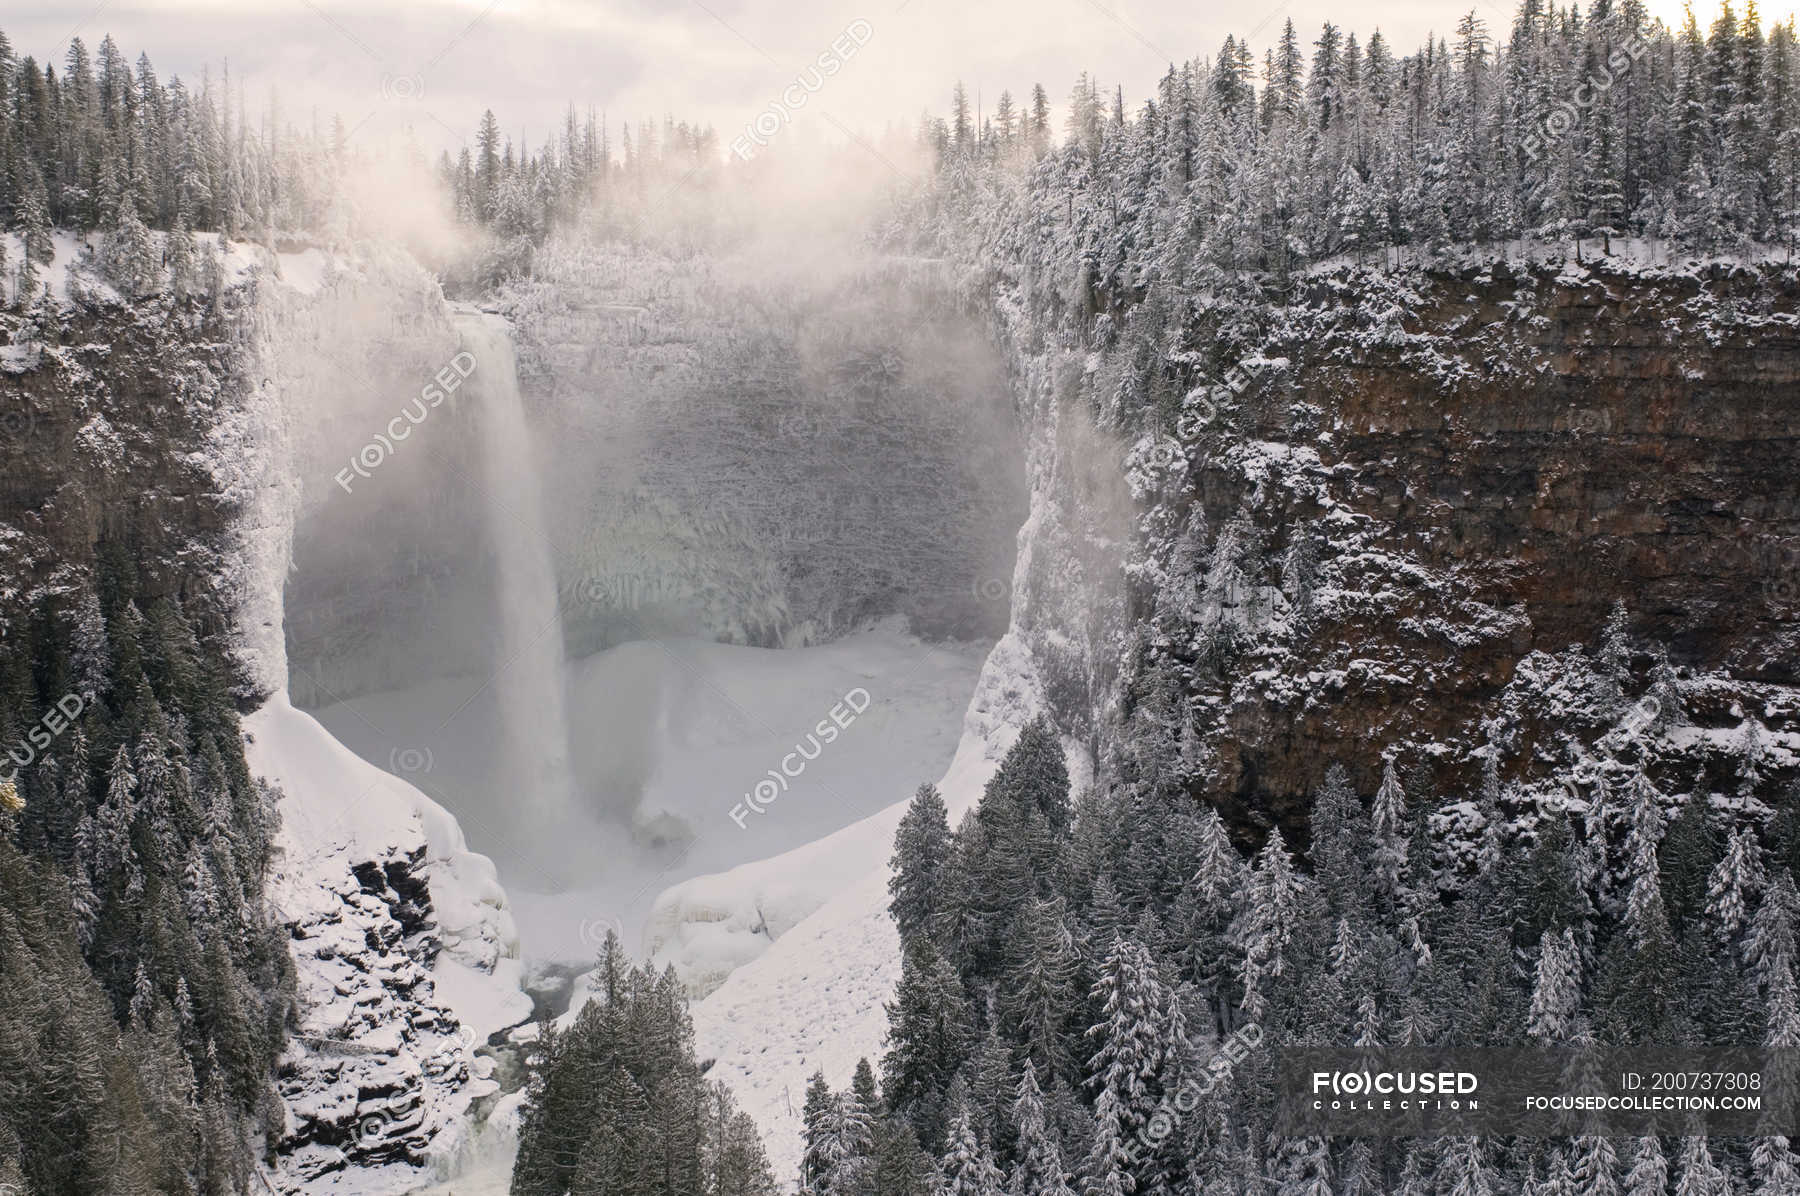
{"left": 247, "top": 694, "right": 533, "bottom": 1194}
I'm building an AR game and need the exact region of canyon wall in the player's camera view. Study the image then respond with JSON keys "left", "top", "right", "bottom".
{"left": 281, "top": 238, "right": 1028, "bottom": 708}
{"left": 1021, "top": 251, "right": 1800, "bottom": 843}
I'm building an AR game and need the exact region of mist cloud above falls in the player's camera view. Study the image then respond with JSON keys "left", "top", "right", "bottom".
{"left": 13, "top": 0, "right": 1468, "bottom": 165}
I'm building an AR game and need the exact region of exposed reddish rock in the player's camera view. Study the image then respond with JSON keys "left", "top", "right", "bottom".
{"left": 1137, "top": 260, "right": 1798, "bottom": 840}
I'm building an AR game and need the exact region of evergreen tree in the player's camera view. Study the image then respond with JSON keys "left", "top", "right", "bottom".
{"left": 890, "top": 783, "right": 952, "bottom": 949}
{"left": 882, "top": 939, "right": 972, "bottom": 1151}
{"left": 1370, "top": 755, "right": 1410, "bottom": 913}
{"left": 1310, "top": 763, "right": 1373, "bottom": 923}
{"left": 1707, "top": 825, "right": 1765, "bottom": 947}
{"left": 1235, "top": 829, "right": 1303, "bottom": 1018}
{"left": 939, "top": 1103, "right": 1004, "bottom": 1196}
{"left": 1083, "top": 937, "right": 1185, "bottom": 1191}
{"left": 1003, "top": 896, "right": 1079, "bottom": 1081}
{"left": 1008, "top": 1063, "right": 1075, "bottom": 1196}
{"left": 513, "top": 931, "right": 735, "bottom": 1196}
{"left": 1672, "top": 1136, "right": 1726, "bottom": 1196}
{"left": 1439, "top": 1136, "right": 1495, "bottom": 1196}
{"left": 1527, "top": 926, "right": 1582, "bottom": 1040}
{"left": 1626, "top": 1136, "right": 1669, "bottom": 1196}
{"left": 986, "top": 718, "right": 1071, "bottom": 835}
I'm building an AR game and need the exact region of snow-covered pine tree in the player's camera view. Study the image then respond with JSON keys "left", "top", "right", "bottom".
{"left": 1083, "top": 937, "right": 1186, "bottom": 1190}
{"left": 939, "top": 1103, "right": 1004, "bottom": 1196}
{"left": 1370, "top": 755, "right": 1409, "bottom": 912}
{"left": 1527, "top": 926, "right": 1582, "bottom": 1041}
{"left": 1708, "top": 825, "right": 1766, "bottom": 946}
{"left": 890, "top": 782, "right": 952, "bottom": 948}
{"left": 1235, "top": 828, "right": 1303, "bottom": 1018}
{"left": 1008, "top": 1062, "right": 1076, "bottom": 1196}
{"left": 1004, "top": 896, "right": 1079, "bottom": 1082}
{"left": 1625, "top": 1136, "right": 1669, "bottom": 1196}
{"left": 882, "top": 938, "right": 973, "bottom": 1152}
{"left": 1672, "top": 1135, "right": 1727, "bottom": 1196}
{"left": 1310, "top": 763, "right": 1373, "bottom": 924}
{"left": 1574, "top": 1134, "right": 1622, "bottom": 1196}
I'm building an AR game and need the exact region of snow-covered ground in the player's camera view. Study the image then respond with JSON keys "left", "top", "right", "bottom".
{"left": 309, "top": 618, "right": 987, "bottom": 978}
{"left": 678, "top": 631, "right": 1052, "bottom": 1182}
{"left": 246, "top": 693, "right": 533, "bottom": 1194}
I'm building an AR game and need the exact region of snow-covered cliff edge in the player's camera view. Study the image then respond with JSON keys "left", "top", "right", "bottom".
{"left": 248, "top": 694, "right": 531, "bottom": 1193}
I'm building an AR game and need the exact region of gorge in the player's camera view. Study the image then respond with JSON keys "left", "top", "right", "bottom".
{"left": 3, "top": 6, "right": 1800, "bottom": 1192}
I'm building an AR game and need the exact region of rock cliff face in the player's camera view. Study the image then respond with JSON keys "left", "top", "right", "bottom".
{"left": 990, "top": 252, "right": 1800, "bottom": 843}
{"left": 0, "top": 243, "right": 535, "bottom": 1193}
{"left": 0, "top": 260, "right": 257, "bottom": 674}
{"left": 248, "top": 694, "right": 531, "bottom": 1195}
{"left": 1272, "top": 259, "right": 1797, "bottom": 675}
{"left": 278, "top": 239, "right": 1028, "bottom": 708}
{"left": 498, "top": 243, "right": 1027, "bottom": 657}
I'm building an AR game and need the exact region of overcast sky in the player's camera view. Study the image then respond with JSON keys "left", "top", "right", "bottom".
{"left": 1, "top": 0, "right": 1776, "bottom": 159}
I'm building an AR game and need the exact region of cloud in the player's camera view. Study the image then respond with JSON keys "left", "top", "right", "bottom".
{"left": 5, "top": 0, "right": 1520, "bottom": 158}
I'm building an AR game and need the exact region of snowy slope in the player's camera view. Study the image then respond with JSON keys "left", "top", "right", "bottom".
{"left": 247, "top": 694, "right": 533, "bottom": 1193}
{"left": 675, "top": 631, "right": 1052, "bottom": 1181}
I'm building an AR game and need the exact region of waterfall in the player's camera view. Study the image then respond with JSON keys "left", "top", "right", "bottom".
{"left": 457, "top": 310, "right": 576, "bottom": 835}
